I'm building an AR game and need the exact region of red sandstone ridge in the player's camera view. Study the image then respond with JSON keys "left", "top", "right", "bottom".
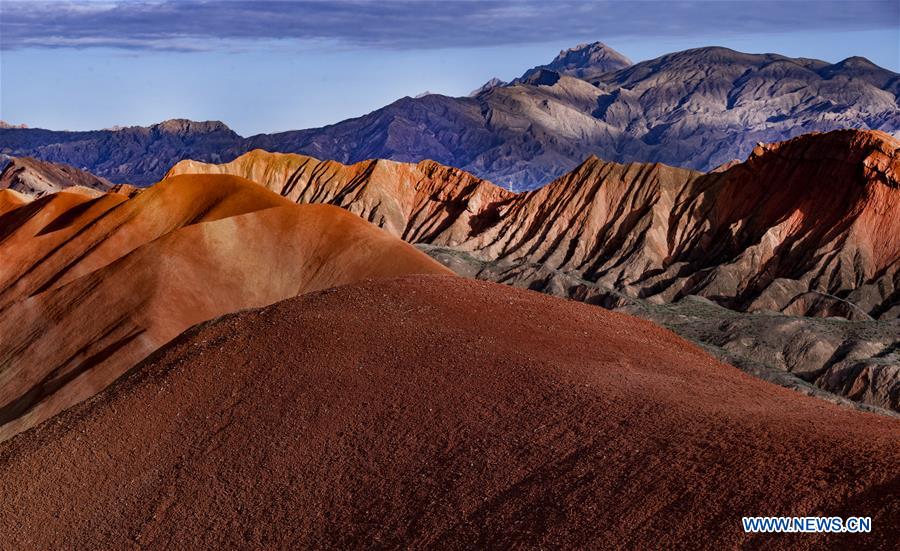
{"left": 166, "top": 151, "right": 514, "bottom": 244}
{"left": 0, "top": 276, "right": 896, "bottom": 548}
{"left": 0, "top": 174, "right": 449, "bottom": 441}
{"left": 168, "top": 129, "right": 900, "bottom": 321}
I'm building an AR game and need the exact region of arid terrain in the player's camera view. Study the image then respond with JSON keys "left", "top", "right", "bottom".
{"left": 2, "top": 2, "right": 898, "bottom": 547}
{"left": 1, "top": 130, "right": 897, "bottom": 549}
{"left": 0, "top": 174, "right": 448, "bottom": 440}
{"left": 167, "top": 129, "right": 900, "bottom": 412}
{"left": 1, "top": 276, "right": 897, "bottom": 548}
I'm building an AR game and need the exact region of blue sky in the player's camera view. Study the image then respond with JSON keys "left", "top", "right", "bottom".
{"left": 1, "top": 1, "right": 898, "bottom": 136}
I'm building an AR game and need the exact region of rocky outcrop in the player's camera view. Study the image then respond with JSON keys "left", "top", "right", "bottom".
{"left": 0, "top": 156, "right": 113, "bottom": 197}
{"left": 0, "top": 175, "right": 448, "bottom": 441}
{"left": 4, "top": 44, "right": 897, "bottom": 189}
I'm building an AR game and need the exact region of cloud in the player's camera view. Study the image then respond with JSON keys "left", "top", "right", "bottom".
{"left": 1, "top": 0, "right": 897, "bottom": 52}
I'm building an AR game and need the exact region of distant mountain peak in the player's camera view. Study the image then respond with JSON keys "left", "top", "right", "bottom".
{"left": 559, "top": 41, "right": 632, "bottom": 63}
{"left": 835, "top": 56, "right": 879, "bottom": 68}
{"left": 151, "top": 119, "right": 233, "bottom": 135}
{"left": 521, "top": 41, "right": 632, "bottom": 81}
{"left": 469, "top": 77, "right": 507, "bottom": 97}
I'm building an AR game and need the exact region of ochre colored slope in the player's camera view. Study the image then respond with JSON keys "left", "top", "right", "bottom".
{"left": 0, "top": 174, "right": 293, "bottom": 308}
{"left": 167, "top": 130, "right": 900, "bottom": 320}
{"left": 0, "top": 276, "right": 896, "bottom": 548}
{"left": 167, "top": 150, "right": 514, "bottom": 244}
{"left": 0, "top": 189, "right": 31, "bottom": 216}
{"left": 0, "top": 175, "right": 449, "bottom": 441}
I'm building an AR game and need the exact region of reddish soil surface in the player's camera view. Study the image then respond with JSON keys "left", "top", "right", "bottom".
{"left": 0, "top": 175, "right": 449, "bottom": 441}
{"left": 0, "top": 275, "right": 897, "bottom": 549}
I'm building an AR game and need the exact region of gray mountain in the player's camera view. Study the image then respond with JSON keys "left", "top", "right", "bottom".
{"left": 518, "top": 41, "right": 632, "bottom": 80}
{"left": 2, "top": 43, "right": 898, "bottom": 189}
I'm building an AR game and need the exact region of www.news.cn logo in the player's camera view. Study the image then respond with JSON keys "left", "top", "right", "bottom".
{"left": 742, "top": 516, "right": 872, "bottom": 533}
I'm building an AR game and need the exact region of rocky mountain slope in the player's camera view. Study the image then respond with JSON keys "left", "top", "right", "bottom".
{"left": 169, "top": 129, "right": 900, "bottom": 411}
{"left": 0, "top": 156, "right": 113, "bottom": 196}
{"left": 0, "top": 175, "right": 448, "bottom": 441}
{"left": 4, "top": 43, "right": 897, "bottom": 189}
{"left": 2, "top": 275, "right": 897, "bottom": 548}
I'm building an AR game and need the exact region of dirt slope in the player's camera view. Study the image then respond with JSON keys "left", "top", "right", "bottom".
{"left": 0, "top": 276, "right": 896, "bottom": 549}
{"left": 168, "top": 150, "right": 513, "bottom": 242}
{"left": 0, "top": 174, "right": 449, "bottom": 441}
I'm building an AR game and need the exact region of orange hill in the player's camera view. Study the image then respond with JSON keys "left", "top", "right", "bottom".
{"left": 0, "top": 276, "right": 896, "bottom": 548}
{"left": 0, "top": 174, "right": 449, "bottom": 441}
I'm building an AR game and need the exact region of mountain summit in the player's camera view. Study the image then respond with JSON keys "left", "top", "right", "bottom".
{"left": 151, "top": 119, "right": 235, "bottom": 136}
{"left": 520, "top": 41, "right": 632, "bottom": 80}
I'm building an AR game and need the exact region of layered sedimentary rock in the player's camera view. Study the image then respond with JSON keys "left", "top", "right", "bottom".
{"left": 167, "top": 150, "right": 514, "bottom": 243}
{"left": 170, "top": 129, "right": 900, "bottom": 320}
{"left": 460, "top": 130, "right": 900, "bottom": 320}
{"left": 0, "top": 156, "right": 113, "bottom": 196}
{"left": 0, "top": 276, "right": 896, "bottom": 548}
{"left": 169, "top": 129, "right": 900, "bottom": 411}
{"left": 0, "top": 175, "right": 448, "bottom": 441}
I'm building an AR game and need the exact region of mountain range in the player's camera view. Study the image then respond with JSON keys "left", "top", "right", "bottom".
{"left": 2, "top": 42, "right": 898, "bottom": 189}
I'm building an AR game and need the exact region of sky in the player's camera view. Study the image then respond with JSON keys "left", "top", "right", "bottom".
{"left": 1, "top": 0, "right": 898, "bottom": 136}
